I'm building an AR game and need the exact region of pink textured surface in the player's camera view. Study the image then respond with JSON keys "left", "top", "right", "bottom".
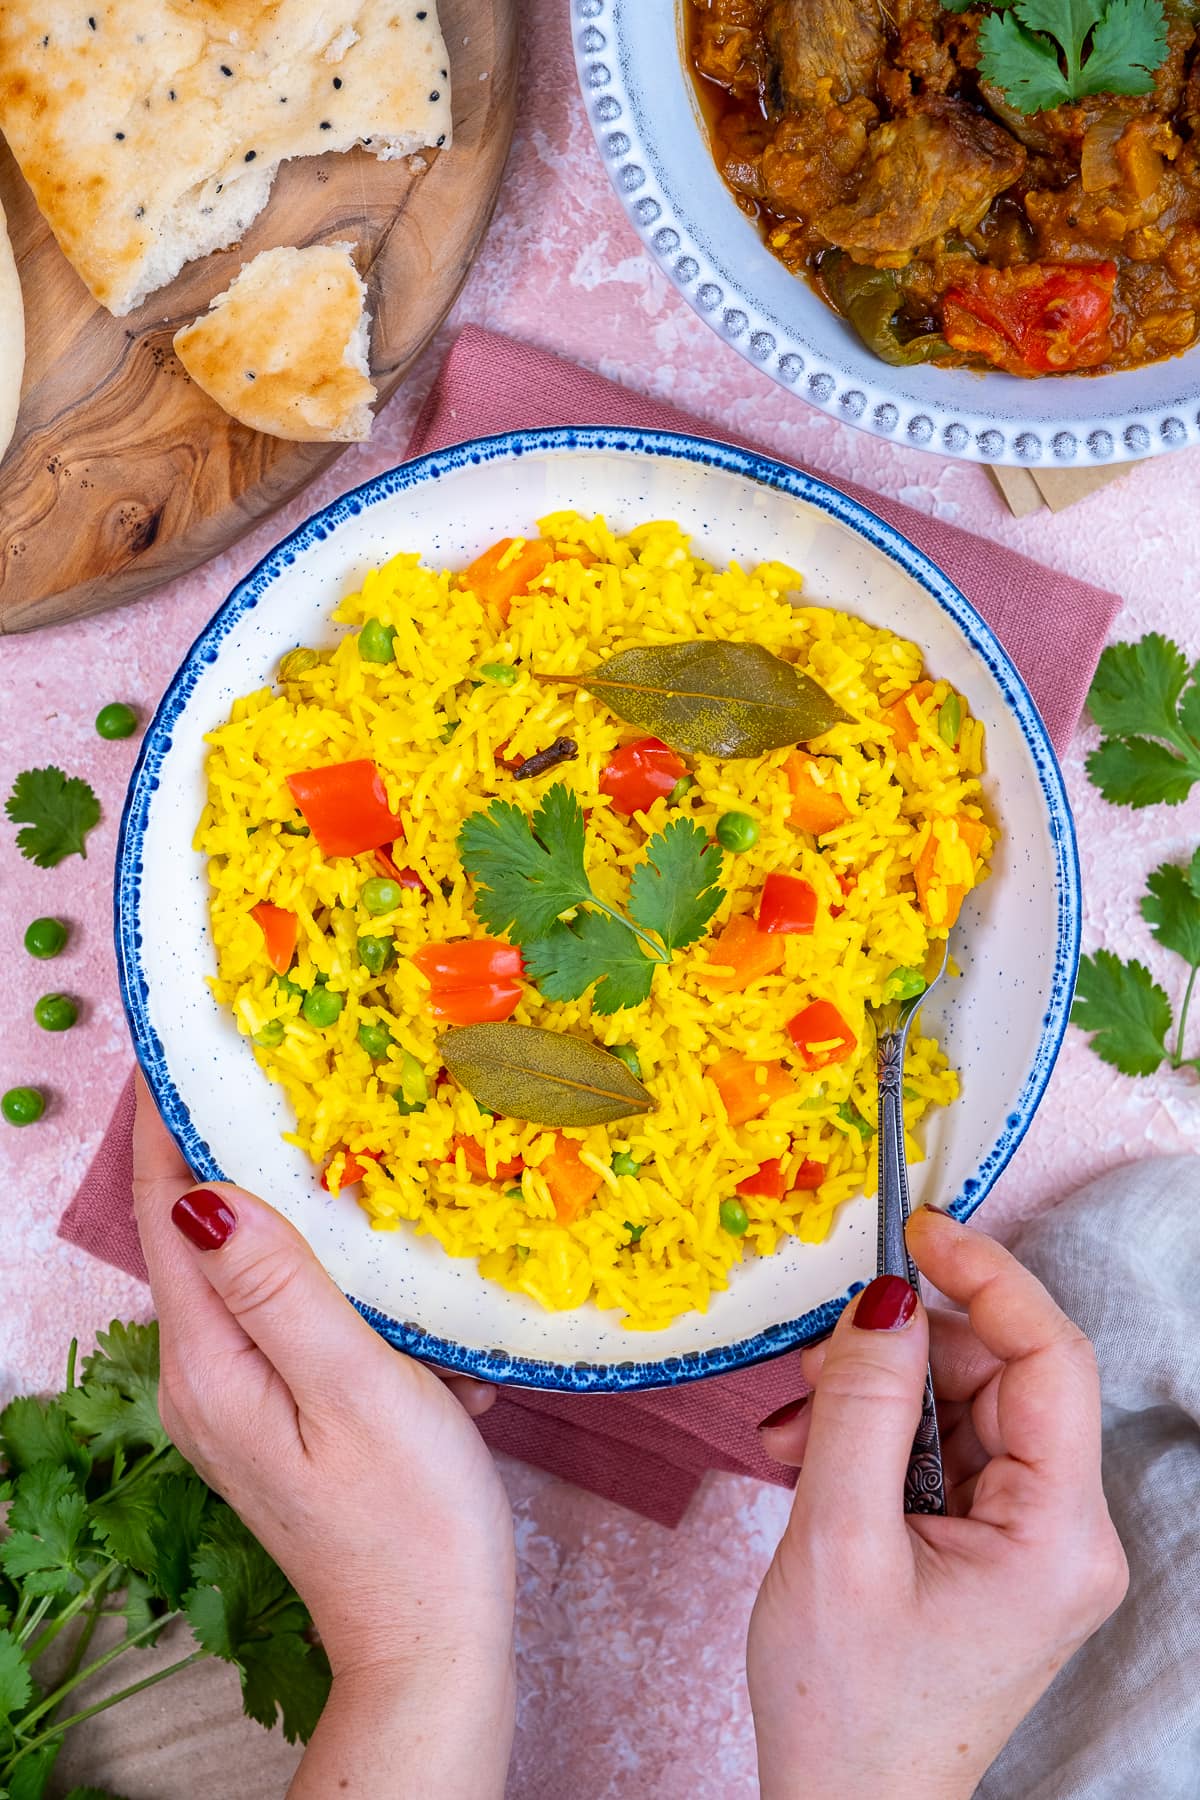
{"left": 3, "top": 5, "right": 1200, "bottom": 1794}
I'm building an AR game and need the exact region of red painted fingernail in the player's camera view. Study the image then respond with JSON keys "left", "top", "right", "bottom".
{"left": 758, "top": 1394, "right": 809, "bottom": 1430}
{"left": 853, "top": 1275, "right": 917, "bottom": 1332}
{"left": 172, "top": 1189, "right": 237, "bottom": 1251}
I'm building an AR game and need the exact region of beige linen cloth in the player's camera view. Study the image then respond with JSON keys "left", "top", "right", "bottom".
{"left": 976, "top": 1155, "right": 1200, "bottom": 1799}
{"left": 54, "top": 1158, "right": 1200, "bottom": 1796}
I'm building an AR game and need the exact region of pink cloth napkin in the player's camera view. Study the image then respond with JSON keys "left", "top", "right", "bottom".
{"left": 60, "top": 328, "right": 1122, "bottom": 1528}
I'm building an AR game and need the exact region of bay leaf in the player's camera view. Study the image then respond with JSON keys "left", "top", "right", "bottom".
{"left": 538, "top": 640, "right": 851, "bottom": 757}
{"left": 439, "top": 1023, "right": 654, "bottom": 1126}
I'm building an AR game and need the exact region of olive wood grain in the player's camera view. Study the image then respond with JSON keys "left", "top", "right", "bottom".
{"left": 0, "top": 0, "right": 518, "bottom": 633}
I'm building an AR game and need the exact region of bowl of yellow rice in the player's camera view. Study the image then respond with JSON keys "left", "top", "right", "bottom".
{"left": 117, "top": 427, "right": 1079, "bottom": 1391}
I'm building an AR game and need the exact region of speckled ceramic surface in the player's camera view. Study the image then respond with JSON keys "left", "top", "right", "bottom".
{"left": 116, "top": 428, "right": 1079, "bottom": 1391}
{"left": 575, "top": 0, "right": 1200, "bottom": 468}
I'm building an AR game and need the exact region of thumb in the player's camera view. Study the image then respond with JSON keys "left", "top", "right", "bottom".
{"left": 790, "top": 1275, "right": 930, "bottom": 1556}
{"left": 170, "top": 1182, "right": 401, "bottom": 1409}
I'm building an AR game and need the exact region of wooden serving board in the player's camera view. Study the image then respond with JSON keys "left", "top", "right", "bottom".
{"left": 0, "top": 0, "right": 518, "bottom": 634}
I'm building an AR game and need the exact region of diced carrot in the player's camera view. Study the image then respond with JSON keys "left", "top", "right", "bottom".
{"left": 320, "top": 1145, "right": 383, "bottom": 1192}
{"left": 914, "top": 814, "right": 989, "bottom": 931}
{"left": 784, "top": 753, "right": 850, "bottom": 836}
{"left": 884, "top": 681, "right": 935, "bottom": 752}
{"left": 250, "top": 902, "right": 298, "bottom": 975}
{"left": 463, "top": 537, "right": 556, "bottom": 620}
{"left": 543, "top": 1135, "right": 603, "bottom": 1224}
{"left": 790, "top": 1158, "right": 827, "bottom": 1192}
{"left": 703, "top": 914, "right": 786, "bottom": 991}
{"left": 736, "top": 1157, "right": 787, "bottom": 1201}
{"left": 708, "top": 1053, "right": 797, "bottom": 1126}
{"left": 450, "top": 1136, "right": 524, "bottom": 1182}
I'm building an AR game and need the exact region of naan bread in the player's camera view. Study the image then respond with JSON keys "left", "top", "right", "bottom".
{"left": 0, "top": 1, "right": 452, "bottom": 316}
{"left": 0, "top": 198, "right": 24, "bottom": 466}
{"left": 173, "top": 243, "right": 376, "bottom": 442}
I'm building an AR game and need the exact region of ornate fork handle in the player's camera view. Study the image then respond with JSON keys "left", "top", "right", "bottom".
{"left": 877, "top": 1028, "right": 946, "bottom": 1517}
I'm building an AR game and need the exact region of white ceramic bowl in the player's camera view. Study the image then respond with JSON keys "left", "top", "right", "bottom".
{"left": 117, "top": 428, "right": 1079, "bottom": 1391}
{"left": 574, "top": 0, "right": 1200, "bottom": 467}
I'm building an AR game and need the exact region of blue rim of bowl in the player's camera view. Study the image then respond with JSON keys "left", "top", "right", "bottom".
{"left": 117, "top": 424, "right": 1081, "bottom": 1393}
{"left": 572, "top": 0, "right": 1200, "bottom": 467}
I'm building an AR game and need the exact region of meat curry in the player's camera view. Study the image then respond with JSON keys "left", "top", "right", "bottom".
{"left": 686, "top": 0, "right": 1200, "bottom": 375}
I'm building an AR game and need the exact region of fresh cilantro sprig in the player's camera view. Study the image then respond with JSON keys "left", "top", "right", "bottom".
{"left": 5, "top": 767, "right": 101, "bottom": 867}
{"left": 1084, "top": 634, "right": 1200, "bottom": 808}
{"left": 459, "top": 783, "right": 725, "bottom": 1015}
{"left": 0, "top": 1322, "right": 330, "bottom": 1799}
{"left": 1071, "top": 851, "right": 1200, "bottom": 1075}
{"left": 941, "top": 0, "right": 1169, "bottom": 113}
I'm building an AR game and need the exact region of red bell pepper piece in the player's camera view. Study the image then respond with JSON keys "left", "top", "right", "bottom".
{"left": 375, "top": 843, "right": 426, "bottom": 894}
{"left": 757, "top": 874, "right": 818, "bottom": 936}
{"left": 787, "top": 1000, "right": 857, "bottom": 1071}
{"left": 250, "top": 901, "right": 298, "bottom": 974}
{"left": 600, "top": 737, "right": 687, "bottom": 816}
{"left": 320, "top": 1145, "right": 383, "bottom": 1191}
{"left": 736, "top": 1157, "right": 787, "bottom": 1201}
{"left": 286, "top": 759, "right": 405, "bottom": 859}
{"left": 450, "top": 1136, "right": 524, "bottom": 1182}
{"left": 427, "top": 983, "right": 522, "bottom": 1025}
{"left": 790, "top": 1158, "right": 827, "bottom": 1192}
{"left": 942, "top": 262, "right": 1117, "bottom": 376}
{"left": 412, "top": 939, "right": 525, "bottom": 1025}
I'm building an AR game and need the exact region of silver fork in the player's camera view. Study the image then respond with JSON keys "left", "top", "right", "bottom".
{"left": 874, "top": 938, "right": 950, "bottom": 1516}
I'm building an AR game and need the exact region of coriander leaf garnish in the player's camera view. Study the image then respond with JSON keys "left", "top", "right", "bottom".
{"left": 459, "top": 781, "right": 727, "bottom": 1011}
{"left": 1070, "top": 947, "right": 1172, "bottom": 1075}
{"left": 5, "top": 766, "right": 102, "bottom": 867}
{"left": 629, "top": 818, "right": 726, "bottom": 954}
{"left": 1072, "top": 855, "right": 1200, "bottom": 1076}
{"left": 1084, "top": 634, "right": 1200, "bottom": 808}
{"left": 958, "top": 0, "right": 1169, "bottom": 113}
{"left": 523, "top": 913, "right": 658, "bottom": 1015}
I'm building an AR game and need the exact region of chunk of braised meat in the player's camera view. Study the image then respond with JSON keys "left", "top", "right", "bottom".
{"left": 751, "top": 99, "right": 878, "bottom": 219}
{"left": 818, "top": 101, "right": 1026, "bottom": 262}
{"left": 764, "top": 0, "right": 885, "bottom": 110}
{"left": 691, "top": 0, "right": 773, "bottom": 100}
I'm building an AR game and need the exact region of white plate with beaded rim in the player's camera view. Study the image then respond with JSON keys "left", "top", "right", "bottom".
{"left": 117, "top": 426, "right": 1080, "bottom": 1392}
{"left": 573, "top": 0, "right": 1200, "bottom": 468}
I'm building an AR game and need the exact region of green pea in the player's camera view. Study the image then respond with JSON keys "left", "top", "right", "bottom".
{"left": 719, "top": 1198, "right": 749, "bottom": 1237}
{"left": 358, "top": 618, "right": 397, "bottom": 664}
{"left": 253, "top": 1020, "right": 286, "bottom": 1048}
{"left": 938, "top": 693, "right": 962, "bottom": 747}
{"left": 715, "top": 811, "right": 759, "bottom": 853}
{"left": 301, "top": 987, "right": 344, "bottom": 1028}
{"left": 281, "top": 820, "right": 311, "bottom": 837}
{"left": 357, "top": 935, "right": 395, "bottom": 977}
{"left": 361, "top": 877, "right": 402, "bottom": 917}
{"left": 440, "top": 718, "right": 460, "bottom": 743}
{"left": 505, "top": 1186, "right": 524, "bottom": 1203}
{"left": 479, "top": 663, "right": 518, "bottom": 686}
{"left": 884, "top": 965, "right": 926, "bottom": 1003}
{"left": 837, "top": 1101, "right": 874, "bottom": 1142}
{"left": 667, "top": 775, "right": 695, "bottom": 805}
{"left": 607, "top": 1043, "right": 642, "bottom": 1079}
{"left": 24, "top": 918, "right": 68, "bottom": 960}
{"left": 95, "top": 702, "right": 138, "bottom": 740}
{"left": 2, "top": 1087, "right": 45, "bottom": 1127}
{"left": 358, "top": 1022, "right": 393, "bottom": 1059}
{"left": 611, "top": 1152, "right": 642, "bottom": 1178}
{"left": 273, "top": 972, "right": 305, "bottom": 1000}
{"left": 515, "top": 1244, "right": 531, "bottom": 1260}
{"left": 904, "top": 1083, "right": 921, "bottom": 1101}
{"left": 395, "top": 1093, "right": 427, "bottom": 1117}
{"left": 625, "top": 1222, "right": 647, "bottom": 1245}
{"left": 34, "top": 993, "right": 77, "bottom": 1032}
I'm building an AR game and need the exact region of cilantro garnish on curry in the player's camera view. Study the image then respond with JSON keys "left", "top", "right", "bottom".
{"left": 686, "top": 0, "right": 1200, "bottom": 375}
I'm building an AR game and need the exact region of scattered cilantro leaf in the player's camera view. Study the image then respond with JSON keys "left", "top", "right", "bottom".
{"left": 150, "top": 1474, "right": 209, "bottom": 1611}
{"left": 65, "top": 1322, "right": 169, "bottom": 1459}
{"left": 238, "top": 1633, "right": 332, "bottom": 1745}
{"left": 90, "top": 1487, "right": 161, "bottom": 1579}
{"left": 628, "top": 819, "right": 725, "bottom": 953}
{"left": 1084, "top": 635, "right": 1200, "bottom": 808}
{"left": 0, "top": 1398, "right": 90, "bottom": 1483}
{"left": 522, "top": 914, "right": 657, "bottom": 1015}
{"left": 119, "top": 1573, "right": 164, "bottom": 1647}
{"left": 458, "top": 787, "right": 591, "bottom": 940}
{"left": 1070, "top": 948, "right": 1171, "bottom": 1075}
{"left": 0, "top": 1631, "right": 33, "bottom": 1722}
{"left": 970, "top": 0, "right": 1168, "bottom": 113}
{"left": 4, "top": 767, "right": 101, "bottom": 868}
{"left": 1142, "top": 861, "right": 1200, "bottom": 965}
